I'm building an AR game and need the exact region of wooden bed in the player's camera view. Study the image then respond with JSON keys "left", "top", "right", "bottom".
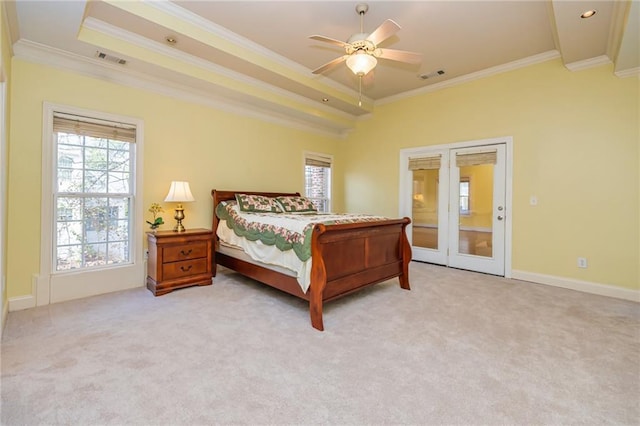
{"left": 211, "top": 189, "right": 412, "bottom": 331}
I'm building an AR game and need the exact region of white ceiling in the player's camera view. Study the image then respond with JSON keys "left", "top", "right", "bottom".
{"left": 6, "top": 0, "right": 639, "bottom": 137}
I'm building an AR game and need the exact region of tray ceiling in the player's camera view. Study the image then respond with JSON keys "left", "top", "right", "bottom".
{"left": 7, "top": 1, "right": 639, "bottom": 137}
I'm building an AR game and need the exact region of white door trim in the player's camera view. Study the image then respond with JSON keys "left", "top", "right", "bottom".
{"left": 39, "top": 102, "right": 145, "bottom": 305}
{"left": 399, "top": 136, "right": 513, "bottom": 278}
{"left": 0, "top": 81, "right": 6, "bottom": 329}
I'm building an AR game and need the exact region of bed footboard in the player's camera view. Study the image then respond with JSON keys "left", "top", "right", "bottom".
{"left": 308, "top": 218, "right": 412, "bottom": 331}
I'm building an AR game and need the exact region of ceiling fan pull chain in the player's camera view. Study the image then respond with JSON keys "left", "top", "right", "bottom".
{"left": 358, "top": 75, "right": 363, "bottom": 107}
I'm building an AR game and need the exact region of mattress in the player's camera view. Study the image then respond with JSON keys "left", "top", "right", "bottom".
{"left": 217, "top": 242, "right": 297, "bottom": 278}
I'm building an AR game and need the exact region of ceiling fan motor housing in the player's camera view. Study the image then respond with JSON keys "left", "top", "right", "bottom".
{"left": 346, "top": 35, "right": 376, "bottom": 55}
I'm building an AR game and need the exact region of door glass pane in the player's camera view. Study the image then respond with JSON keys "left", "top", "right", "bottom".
{"left": 412, "top": 169, "right": 439, "bottom": 249}
{"left": 458, "top": 164, "right": 493, "bottom": 257}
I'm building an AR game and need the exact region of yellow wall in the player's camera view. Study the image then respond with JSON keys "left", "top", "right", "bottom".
{"left": 7, "top": 59, "right": 340, "bottom": 298}
{"left": 342, "top": 59, "right": 639, "bottom": 291}
{"left": 6, "top": 56, "right": 639, "bottom": 299}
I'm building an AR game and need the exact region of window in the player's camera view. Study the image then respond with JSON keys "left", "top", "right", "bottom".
{"left": 304, "top": 152, "right": 332, "bottom": 212}
{"left": 459, "top": 178, "right": 470, "bottom": 215}
{"left": 53, "top": 113, "right": 136, "bottom": 271}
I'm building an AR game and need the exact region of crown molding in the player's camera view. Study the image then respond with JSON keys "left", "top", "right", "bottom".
{"left": 82, "top": 18, "right": 357, "bottom": 126}
{"left": 564, "top": 55, "right": 612, "bottom": 72}
{"left": 12, "top": 39, "right": 349, "bottom": 139}
{"left": 376, "top": 50, "right": 561, "bottom": 106}
{"left": 101, "top": 0, "right": 370, "bottom": 112}
{"left": 148, "top": 1, "right": 312, "bottom": 78}
{"left": 147, "top": 1, "right": 367, "bottom": 105}
{"left": 614, "top": 66, "right": 640, "bottom": 78}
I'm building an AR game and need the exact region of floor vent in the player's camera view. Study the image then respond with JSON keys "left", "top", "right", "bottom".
{"left": 96, "top": 51, "right": 127, "bottom": 65}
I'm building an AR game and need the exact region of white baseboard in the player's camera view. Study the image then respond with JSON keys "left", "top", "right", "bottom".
{"left": 8, "top": 274, "right": 38, "bottom": 311}
{"left": 2, "top": 297, "right": 8, "bottom": 336}
{"left": 8, "top": 294, "right": 36, "bottom": 311}
{"left": 413, "top": 223, "right": 437, "bottom": 229}
{"left": 512, "top": 270, "right": 640, "bottom": 302}
{"left": 459, "top": 226, "right": 492, "bottom": 233}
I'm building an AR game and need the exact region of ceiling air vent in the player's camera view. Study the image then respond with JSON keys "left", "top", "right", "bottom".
{"left": 419, "top": 70, "right": 445, "bottom": 80}
{"left": 96, "top": 51, "right": 127, "bottom": 65}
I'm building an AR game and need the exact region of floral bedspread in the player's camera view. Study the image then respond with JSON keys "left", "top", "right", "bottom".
{"left": 215, "top": 201, "right": 388, "bottom": 262}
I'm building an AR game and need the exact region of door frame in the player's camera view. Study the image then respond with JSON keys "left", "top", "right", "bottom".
{"left": 399, "top": 136, "right": 513, "bottom": 278}
{"left": 0, "top": 80, "right": 6, "bottom": 329}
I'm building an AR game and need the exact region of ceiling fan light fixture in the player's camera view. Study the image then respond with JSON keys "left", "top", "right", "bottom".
{"left": 346, "top": 51, "right": 377, "bottom": 76}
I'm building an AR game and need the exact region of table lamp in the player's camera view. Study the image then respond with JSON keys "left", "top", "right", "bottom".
{"left": 164, "top": 181, "right": 195, "bottom": 232}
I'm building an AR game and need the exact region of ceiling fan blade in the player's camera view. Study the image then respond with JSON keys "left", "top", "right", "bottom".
{"left": 366, "top": 19, "right": 401, "bottom": 46}
{"left": 311, "top": 55, "right": 348, "bottom": 74}
{"left": 377, "top": 48, "right": 422, "bottom": 64}
{"left": 309, "top": 35, "right": 348, "bottom": 48}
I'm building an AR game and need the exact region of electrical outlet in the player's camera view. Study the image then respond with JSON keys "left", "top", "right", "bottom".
{"left": 577, "top": 257, "right": 588, "bottom": 268}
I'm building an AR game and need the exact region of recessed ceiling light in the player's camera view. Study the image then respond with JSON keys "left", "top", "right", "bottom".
{"left": 581, "top": 10, "right": 597, "bottom": 19}
{"left": 322, "top": 98, "right": 329, "bottom": 102}
{"left": 165, "top": 36, "right": 177, "bottom": 44}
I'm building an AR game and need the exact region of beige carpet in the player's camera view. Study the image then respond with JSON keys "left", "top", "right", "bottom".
{"left": 1, "top": 262, "right": 639, "bottom": 425}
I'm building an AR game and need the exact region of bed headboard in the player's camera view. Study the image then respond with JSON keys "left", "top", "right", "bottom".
{"left": 211, "top": 189, "right": 301, "bottom": 234}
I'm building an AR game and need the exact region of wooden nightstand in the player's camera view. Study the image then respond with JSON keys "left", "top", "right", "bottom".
{"left": 146, "top": 228, "right": 213, "bottom": 296}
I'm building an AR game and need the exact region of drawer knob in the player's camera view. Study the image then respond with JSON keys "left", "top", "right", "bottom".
{"left": 180, "top": 265, "right": 193, "bottom": 272}
{"left": 180, "top": 249, "right": 192, "bottom": 256}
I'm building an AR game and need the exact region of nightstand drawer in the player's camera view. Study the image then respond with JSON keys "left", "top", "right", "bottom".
{"left": 163, "top": 242, "right": 208, "bottom": 262}
{"left": 163, "top": 258, "right": 208, "bottom": 280}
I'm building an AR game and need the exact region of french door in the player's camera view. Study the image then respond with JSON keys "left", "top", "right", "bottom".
{"left": 401, "top": 139, "right": 510, "bottom": 276}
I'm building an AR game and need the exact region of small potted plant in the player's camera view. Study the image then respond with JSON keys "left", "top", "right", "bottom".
{"left": 146, "top": 203, "right": 164, "bottom": 231}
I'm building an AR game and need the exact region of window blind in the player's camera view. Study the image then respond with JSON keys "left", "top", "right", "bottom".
{"left": 456, "top": 151, "right": 497, "bottom": 167}
{"left": 305, "top": 153, "right": 332, "bottom": 168}
{"left": 408, "top": 155, "right": 441, "bottom": 170}
{"left": 53, "top": 113, "right": 136, "bottom": 143}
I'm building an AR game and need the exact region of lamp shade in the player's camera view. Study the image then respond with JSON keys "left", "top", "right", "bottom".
{"left": 164, "top": 181, "right": 195, "bottom": 203}
{"left": 346, "top": 51, "right": 377, "bottom": 76}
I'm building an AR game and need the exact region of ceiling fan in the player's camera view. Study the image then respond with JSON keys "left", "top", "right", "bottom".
{"left": 309, "top": 3, "right": 422, "bottom": 86}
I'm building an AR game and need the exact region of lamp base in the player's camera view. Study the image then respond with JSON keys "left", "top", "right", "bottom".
{"left": 173, "top": 206, "right": 186, "bottom": 232}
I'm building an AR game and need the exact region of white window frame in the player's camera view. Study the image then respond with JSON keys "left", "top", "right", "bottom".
{"left": 303, "top": 151, "right": 332, "bottom": 212}
{"left": 39, "top": 103, "right": 144, "bottom": 305}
